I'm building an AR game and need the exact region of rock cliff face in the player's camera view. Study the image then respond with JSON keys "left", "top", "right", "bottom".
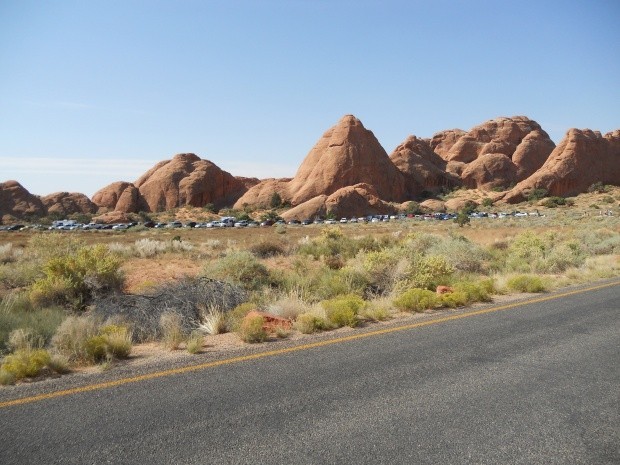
{"left": 389, "top": 135, "right": 460, "bottom": 196}
{"left": 0, "top": 180, "right": 45, "bottom": 221}
{"left": 503, "top": 129, "right": 620, "bottom": 203}
{"left": 41, "top": 192, "right": 98, "bottom": 216}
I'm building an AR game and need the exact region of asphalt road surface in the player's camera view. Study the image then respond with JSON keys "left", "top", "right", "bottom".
{"left": 1, "top": 283, "right": 619, "bottom": 464}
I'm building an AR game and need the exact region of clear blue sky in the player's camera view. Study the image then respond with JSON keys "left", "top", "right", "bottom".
{"left": 1, "top": 0, "right": 618, "bottom": 197}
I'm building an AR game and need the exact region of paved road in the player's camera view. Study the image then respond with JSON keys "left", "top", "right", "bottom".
{"left": 1, "top": 283, "right": 619, "bottom": 464}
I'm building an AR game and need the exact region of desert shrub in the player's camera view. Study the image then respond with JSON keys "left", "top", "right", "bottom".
{"left": 159, "top": 312, "right": 186, "bottom": 350}
{"left": 7, "top": 328, "right": 43, "bottom": 352}
{"left": 204, "top": 250, "right": 272, "bottom": 291}
{"left": 47, "top": 353, "right": 70, "bottom": 374}
{"left": 99, "top": 324, "right": 132, "bottom": 359}
{"left": 506, "top": 275, "right": 546, "bottom": 293}
{"left": 294, "top": 313, "right": 330, "bottom": 334}
{"left": 267, "top": 293, "right": 311, "bottom": 320}
{"left": 527, "top": 188, "right": 548, "bottom": 201}
{"left": 250, "top": 240, "right": 286, "bottom": 258}
{"left": 359, "top": 301, "right": 392, "bottom": 322}
{"left": 362, "top": 248, "right": 403, "bottom": 294}
{"left": 544, "top": 241, "right": 585, "bottom": 272}
{"left": 133, "top": 239, "right": 168, "bottom": 258}
{"left": 601, "top": 195, "right": 615, "bottom": 204}
{"left": 0, "top": 295, "right": 66, "bottom": 352}
{"left": 579, "top": 229, "right": 620, "bottom": 255}
{"left": 481, "top": 198, "right": 494, "bottom": 207}
{"left": 355, "top": 235, "right": 383, "bottom": 253}
{"left": 51, "top": 315, "right": 106, "bottom": 362}
{"left": 505, "top": 231, "right": 547, "bottom": 272}
{"left": 199, "top": 306, "right": 228, "bottom": 335}
{"left": 404, "top": 201, "right": 424, "bottom": 215}
{"left": 238, "top": 315, "right": 267, "bottom": 343}
{"left": 0, "top": 348, "right": 51, "bottom": 382}
{"left": 298, "top": 227, "right": 358, "bottom": 261}
{"left": 186, "top": 331, "right": 204, "bottom": 354}
{"left": 439, "top": 290, "right": 469, "bottom": 308}
{"left": 587, "top": 182, "right": 610, "bottom": 194}
{"left": 403, "top": 233, "right": 441, "bottom": 253}
{"left": 227, "top": 302, "right": 256, "bottom": 331}
{"left": 0, "top": 243, "right": 23, "bottom": 264}
{"left": 453, "top": 279, "right": 495, "bottom": 303}
{"left": 542, "top": 196, "right": 567, "bottom": 208}
{"left": 29, "top": 244, "right": 124, "bottom": 309}
{"left": 393, "top": 288, "right": 439, "bottom": 312}
{"left": 321, "top": 294, "right": 364, "bottom": 328}
{"left": 84, "top": 335, "right": 108, "bottom": 362}
{"left": 428, "top": 236, "right": 490, "bottom": 274}
{"left": 398, "top": 255, "right": 454, "bottom": 291}
{"left": 454, "top": 211, "right": 471, "bottom": 227}
{"left": 312, "top": 267, "right": 369, "bottom": 301}
{"left": 0, "top": 261, "right": 41, "bottom": 289}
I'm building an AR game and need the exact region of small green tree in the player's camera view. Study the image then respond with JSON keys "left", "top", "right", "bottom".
{"left": 270, "top": 192, "right": 283, "bottom": 209}
{"left": 405, "top": 201, "right": 423, "bottom": 215}
{"left": 454, "top": 211, "right": 470, "bottom": 227}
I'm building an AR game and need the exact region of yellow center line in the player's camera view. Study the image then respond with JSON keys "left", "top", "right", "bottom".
{"left": 1, "top": 280, "right": 618, "bottom": 409}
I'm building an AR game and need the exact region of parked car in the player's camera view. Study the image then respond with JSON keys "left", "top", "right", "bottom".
{"left": 167, "top": 221, "right": 182, "bottom": 228}
{"left": 260, "top": 219, "right": 274, "bottom": 227}
{"left": 302, "top": 219, "right": 312, "bottom": 225}
{"left": 234, "top": 220, "right": 249, "bottom": 227}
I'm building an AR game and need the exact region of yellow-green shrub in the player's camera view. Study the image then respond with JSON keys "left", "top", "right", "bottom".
{"left": 439, "top": 291, "right": 469, "bottom": 308}
{"left": 507, "top": 275, "right": 546, "bottom": 293}
{"left": 393, "top": 288, "right": 439, "bottom": 312}
{"left": 321, "top": 294, "right": 365, "bottom": 328}
{"left": 294, "top": 313, "right": 330, "bottom": 334}
{"left": 0, "top": 348, "right": 51, "bottom": 382}
{"left": 238, "top": 315, "right": 267, "bottom": 343}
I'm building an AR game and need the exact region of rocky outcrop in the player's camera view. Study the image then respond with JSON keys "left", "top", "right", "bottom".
{"left": 287, "top": 115, "right": 407, "bottom": 204}
{"left": 390, "top": 135, "right": 460, "bottom": 196}
{"left": 238, "top": 115, "right": 408, "bottom": 210}
{"left": 0, "top": 180, "right": 45, "bottom": 221}
{"left": 281, "top": 183, "right": 393, "bottom": 221}
{"left": 134, "top": 153, "right": 248, "bottom": 212}
{"left": 432, "top": 117, "right": 555, "bottom": 190}
{"left": 233, "top": 179, "right": 291, "bottom": 210}
{"left": 41, "top": 192, "right": 98, "bottom": 216}
{"left": 92, "top": 181, "right": 144, "bottom": 213}
{"left": 504, "top": 129, "right": 620, "bottom": 203}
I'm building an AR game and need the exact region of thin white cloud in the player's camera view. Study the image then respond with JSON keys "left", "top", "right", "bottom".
{"left": 0, "top": 156, "right": 155, "bottom": 177}
{"left": 218, "top": 160, "right": 297, "bottom": 179}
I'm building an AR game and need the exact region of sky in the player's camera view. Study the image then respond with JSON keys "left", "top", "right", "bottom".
{"left": 1, "top": 0, "right": 619, "bottom": 197}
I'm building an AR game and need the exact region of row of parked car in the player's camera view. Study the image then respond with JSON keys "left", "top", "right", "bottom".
{"left": 0, "top": 211, "right": 541, "bottom": 233}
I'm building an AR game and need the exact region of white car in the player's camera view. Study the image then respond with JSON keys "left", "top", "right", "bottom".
{"left": 339, "top": 218, "right": 348, "bottom": 223}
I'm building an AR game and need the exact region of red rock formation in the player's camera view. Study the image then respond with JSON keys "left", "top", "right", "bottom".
{"left": 504, "top": 129, "right": 620, "bottom": 203}
{"left": 389, "top": 135, "right": 460, "bottom": 196}
{"left": 233, "top": 178, "right": 292, "bottom": 210}
{"left": 287, "top": 115, "right": 407, "bottom": 204}
{"left": 432, "top": 117, "right": 555, "bottom": 189}
{"left": 0, "top": 180, "right": 45, "bottom": 221}
{"left": 429, "top": 129, "right": 466, "bottom": 158}
{"left": 281, "top": 183, "right": 392, "bottom": 221}
{"left": 134, "top": 153, "right": 247, "bottom": 211}
{"left": 41, "top": 192, "right": 98, "bottom": 216}
{"left": 92, "top": 181, "right": 143, "bottom": 213}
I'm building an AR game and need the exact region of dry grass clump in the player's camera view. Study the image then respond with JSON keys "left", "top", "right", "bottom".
{"left": 267, "top": 292, "right": 311, "bottom": 320}
{"left": 250, "top": 240, "right": 287, "bottom": 258}
{"left": 185, "top": 331, "right": 204, "bottom": 354}
{"left": 0, "top": 243, "right": 23, "bottom": 264}
{"left": 198, "top": 306, "right": 228, "bottom": 335}
{"left": 159, "top": 312, "right": 186, "bottom": 350}
{"left": 359, "top": 299, "right": 393, "bottom": 322}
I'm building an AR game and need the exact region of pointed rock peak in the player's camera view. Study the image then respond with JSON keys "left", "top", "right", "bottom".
{"left": 337, "top": 114, "right": 364, "bottom": 127}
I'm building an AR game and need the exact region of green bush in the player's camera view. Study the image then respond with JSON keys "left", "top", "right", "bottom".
{"left": 0, "top": 348, "right": 51, "bottom": 383}
{"left": 527, "top": 188, "right": 548, "bottom": 201}
{"left": 428, "top": 236, "right": 490, "bottom": 273}
{"left": 250, "top": 240, "right": 286, "bottom": 258}
{"left": 453, "top": 279, "right": 495, "bottom": 303}
{"left": 398, "top": 255, "right": 454, "bottom": 291}
{"left": 321, "top": 294, "right": 364, "bottom": 328}
{"left": 393, "top": 288, "right": 439, "bottom": 312}
{"left": 99, "top": 325, "right": 132, "bottom": 359}
{"left": 542, "top": 196, "right": 568, "bottom": 208}
{"left": 29, "top": 244, "right": 124, "bottom": 309}
{"left": 439, "top": 291, "right": 469, "bottom": 308}
{"left": 186, "top": 331, "right": 204, "bottom": 354}
{"left": 294, "top": 313, "right": 330, "bottom": 334}
{"left": 238, "top": 315, "right": 267, "bottom": 343}
{"left": 227, "top": 302, "right": 256, "bottom": 331}
{"left": 507, "top": 275, "right": 546, "bottom": 293}
{"left": 204, "top": 250, "right": 272, "bottom": 291}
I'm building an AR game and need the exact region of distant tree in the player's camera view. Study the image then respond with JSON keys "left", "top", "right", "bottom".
{"left": 405, "top": 201, "right": 423, "bottom": 215}
{"left": 325, "top": 210, "right": 336, "bottom": 220}
{"left": 481, "top": 198, "right": 494, "bottom": 208}
{"left": 454, "top": 211, "right": 471, "bottom": 227}
{"left": 260, "top": 210, "right": 282, "bottom": 222}
{"left": 270, "top": 192, "right": 283, "bottom": 209}
{"left": 527, "top": 188, "right": 548, "bottom": 202}
{"left": 203, "top": 203, "right": 216, "bottom": 213}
